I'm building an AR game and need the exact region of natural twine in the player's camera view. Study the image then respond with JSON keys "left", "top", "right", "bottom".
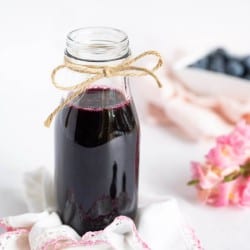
{"left": 44, "top": 50, "right": 163, "bottom": 127}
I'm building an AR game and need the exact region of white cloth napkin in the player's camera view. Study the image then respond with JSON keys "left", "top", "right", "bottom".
{"left": 0, "top": 167, "right": 203, "bottom": 250}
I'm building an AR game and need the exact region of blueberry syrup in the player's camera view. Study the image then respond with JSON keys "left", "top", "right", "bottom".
{"left": 54, "top": 87, "right": 140, "bottom": 235}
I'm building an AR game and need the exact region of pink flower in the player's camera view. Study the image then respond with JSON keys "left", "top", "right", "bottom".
{"left": 191, "top": 162, "right": 221, "bottom": 189}
{"left": 217, "top": 133, "right": 245, "bottom": 156}
{"left": 196, "top": 182, "right": 236, "bottom": 206}
{"left": 237, "top": 177, "right": 250, "bottom": 206}
{"left": 206, "top": 121, "right": 250, "bottom": 169}
{"left": 210, "top": 182, "right": 234, "bottom": 206}
{"left": 189, "top": 120, "right": 250, "bottom": 207}
{"left": 206, "top": 144, "right": 236, "bottom": 169}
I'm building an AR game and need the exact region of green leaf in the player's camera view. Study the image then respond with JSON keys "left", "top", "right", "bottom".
{"left": 187, "top": 179, "right": 199, "bottom": 186}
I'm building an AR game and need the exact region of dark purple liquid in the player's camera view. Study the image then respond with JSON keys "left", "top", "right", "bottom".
{"left": 55, "top": 87, "right": 140, "bottom": 235}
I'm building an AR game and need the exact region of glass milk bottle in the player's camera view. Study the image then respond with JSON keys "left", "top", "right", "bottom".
{"left": 54, "top": 27, "right": 140, "bottom": 235}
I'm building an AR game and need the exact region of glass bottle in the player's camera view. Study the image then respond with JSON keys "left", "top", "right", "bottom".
{"left": 54, "top": 27, "right": 140, "bottom": 235}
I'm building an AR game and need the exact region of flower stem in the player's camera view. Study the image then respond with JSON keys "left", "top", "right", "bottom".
{"left": 187, "top": 179, "right": 199, "bottom": 186}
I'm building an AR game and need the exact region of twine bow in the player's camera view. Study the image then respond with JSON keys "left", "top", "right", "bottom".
{"left": 44, "top": 50, "right": 163, "bottom": 127}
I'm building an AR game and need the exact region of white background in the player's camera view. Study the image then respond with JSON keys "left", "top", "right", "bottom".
{"left": 1, "top": 0, "right": 250, "bottom": 249}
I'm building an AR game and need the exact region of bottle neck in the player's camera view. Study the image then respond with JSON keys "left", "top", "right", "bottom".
{"left": 64, "top": 27, "right": 132, "bottom": 102}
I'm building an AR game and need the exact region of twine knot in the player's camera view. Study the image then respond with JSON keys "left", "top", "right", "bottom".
{"left": 102, "top": 67, "right": 113, "bottom": 77}
{"left": 44, "top": 50, "right": 164, "bottom": 128}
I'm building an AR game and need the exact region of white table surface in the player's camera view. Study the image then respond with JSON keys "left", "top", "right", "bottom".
{"left": 1, "top": 1, "right": 250, "bottom": 249}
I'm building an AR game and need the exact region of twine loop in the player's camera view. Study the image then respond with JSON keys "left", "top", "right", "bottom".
{"left": 44, "top": 50, "right": 163, "bottom": 127}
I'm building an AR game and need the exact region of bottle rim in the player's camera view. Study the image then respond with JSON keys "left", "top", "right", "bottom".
{"left": 65, "top": 26, "right": 130, "bottom": 63}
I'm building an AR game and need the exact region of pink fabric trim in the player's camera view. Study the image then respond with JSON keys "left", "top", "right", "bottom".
{"left": 186, "top": 226, "right": 204, "bottom": 250}
{"left": 0, "top": 215, "right": 202, "bottom": 250}
{"left": 40, "top": 237, "right": 76, "bottom": 250}
{"left": 115, "top": 216, "right": 151, "bottom": 249}
{"left": 43, "top": 216, "right": 151, "bottom": 250}
{"left": 0, "top": 218, "right": 13, "bottom": 231}
{"left": 0, "top": 228, "right": 28, "bottom": 238}
{"left": 0, "top": 228, "right": 29, "bottom": 248}
{"left": 59, "top": 239, "right": 115, "bottom": 249}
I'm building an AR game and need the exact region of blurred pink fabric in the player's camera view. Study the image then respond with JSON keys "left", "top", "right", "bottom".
{"left": 133, "top": 51, "right": 250, "bottom": 141}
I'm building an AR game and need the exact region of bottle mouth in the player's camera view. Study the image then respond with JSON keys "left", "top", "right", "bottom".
{"left": 65, "top": 27, "right": 130, "bottom": 63}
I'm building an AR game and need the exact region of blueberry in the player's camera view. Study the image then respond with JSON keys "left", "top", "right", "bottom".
{"left": 243, "top": 56, "right": 250, "bottom": 71}
{"left": 212, "top": 48, "right": 227, "bottom": 57}
{"left": 209, "top": 55, "right": 225, "bottom": 73}
{"left": 244, "top": 73, "right": 250, "bottom": 80}
{"left": 189, "top": 57, "right": 209, "bottom": 69}
{"left": 197, "top": 57, "right": 210, "bottom": 69}
{"left": 226, "top": 60, "right": 245, "bottom": 77}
